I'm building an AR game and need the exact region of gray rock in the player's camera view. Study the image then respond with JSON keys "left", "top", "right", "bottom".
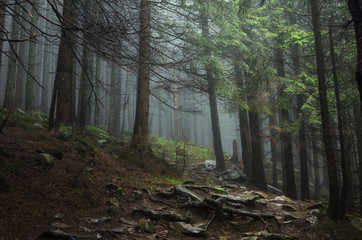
{"left": 106, "top": 197, "right": 119, "bottom": 208}
{"left": 41, "top": 153, "right": 55, "bottom": 167}
{"left": 204, "top": 160, "right": 216, "bottom": 169}
{"left": 169, "top": 222, "right": 205, "bottom": 236}
{"left": 111, "top": 227, "right": 126, "bottom": 234}
{"left": 219, "top": 166, "right": 248, "bottom": 182}
{"left": 119, "top": 218, "right": 138, "bottom": 226}
{"left": 50, "top": 222, "right": 72, "bottom": 229}
{"left": 132, "top": 190, "right": 143, "bottom": 200}
{"left": 85, "top": 167, "right": 93, "bottom": 173}
{"left": 97, "top": 139, "right": 107, "bottom": 146}
{"left": 212, "top": 193, "right": 259, "bottom": 206}
{"left": 53, "top": 214, "right": 65, "bottom": 220}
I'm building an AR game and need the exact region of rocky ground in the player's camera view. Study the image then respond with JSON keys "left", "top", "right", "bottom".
{"left": 0, "top": 118, "right": 362, "bottom": 239}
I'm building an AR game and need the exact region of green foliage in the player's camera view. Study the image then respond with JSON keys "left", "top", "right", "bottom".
{"left": 149, "top": 135, "right": 215, "bottom": 163}
{"left": 0, "top": 108, "right": 36, "bottom": 130}
{"left": 164, "top": 178, "right": 184, "bottom": 184}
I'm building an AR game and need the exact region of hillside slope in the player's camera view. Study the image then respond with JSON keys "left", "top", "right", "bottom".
{"left": 0, "top": 111, "right": 361, "bottom": 239}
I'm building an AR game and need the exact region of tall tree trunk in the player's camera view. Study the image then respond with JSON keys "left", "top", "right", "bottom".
{"left": 270, "top": 113, "right": 278, "bottom": 188}
{"left": 200, "top": 6, "right": 225, "bottom": 171}
{"left": 275, "top": 39, "right": 297, "bottom": 200}
{"left": 298, "top": 95, "right": 310, "bottom": 200}
{"left": 353, "top": 106, "right": 362, "bottom": 213}
{"left": 51, "top": 0, "right": 76, "bottom": 129}
{"left": 0, "top": 0, "right": 6, "bottom": 69}
{"left": 25, "top": 0, "right": 40, "bottom": 112}
{"left": 3, "top": 6, "right": 19, "bottom": 110}
{"left": 329, "top": 24, "right": 352, "bottom": 215}
{"left": 310, "top": 0, "right": 339, "bottom": 219}
{"left": 235, "top": 61, "right": 252, "bottom": 178}
{"left": 94, "top": 56, "right": 101, "bottom": 126}
{"left": 348, "top": 0, "right": 362, "bottom": 112}
{"left": 132, "top": 0, "right": 151, "bottom": 146}
{"left": 77, "top": 44, "right": 90, "bottom": 131}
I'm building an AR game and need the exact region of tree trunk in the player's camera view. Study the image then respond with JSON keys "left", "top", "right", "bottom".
{"left": 52, "top": 0, "right": 76, "bottom": 129}
{"left": 200, "top": 7, "right": 225, "bottom": 171}
{"left": 3, "top": 6, "right": 19, "bottom": 110}
{"left": 249, "top": 109, "right": 267, "bottom": 191}
{"left": 312, "top": 127, "right": 321, "bottom": 200}
{"left": 329, "top": 24, "right": 352, "bottom": 216}
{"left": 275, "top": 39, "right": 297, "bottom": 200}
{"left": 353, "top": 106, "right": 362, "bottom": 213}
{"left": 310, "top": 0, "right": 339, "bottom": 219}
{"left": 77, "top": 44, "right": 90, "bottom": 131}
{"left": 298, "top": 95, "right": 310, "bottom": 200}
{"left": 132, "top": 0, "right": 151, "bottom": 146}
{"left": 25, "top": 0, "right": 40, "bottom": 113}
{"left": 0, "top": 0, "right": 6, "bottom": 69}
{"left": 348, "top": 0, "right": 362, "bottom": 112}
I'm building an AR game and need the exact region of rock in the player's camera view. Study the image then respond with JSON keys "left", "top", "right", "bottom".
{"left": 85, "top": 167, "right": 93, "bottom": 173}
{"left": 282, "top": 204, "right": 297, "bottom": 212}
{"left": 111, "top": 226, "right": 126, "bottom": 234}
{"left": 204, "top": 160, "right": 217, "bottom": 169}
{"left": 219, "top": 166, "right": 248, "bottom": 182}
{"left": 132, "top": 190, "right": 143, "bottom": 200}
{"left": 106, "top": 197, "right": 119, "bottom": 208}
{"left": 271, "top": 195, "right": 294, "bottom": 203}
{"left": 41, "top": 153, "right": 55, "bottom": 167}
{"left": 80, "top": 218, "right": 100, "bottom": 224}
{"left": 169, "top": 222, "right": 205, "bottom": 236}
{"left": 138, "top": 218, "right": 156, "bottom": 233}
{"left": 97, "top": 139, "right": 107, "bottom": 146}
{"left": 307, "top": 202, "right": 326, "bottom": 211}
{"left": 119, "top": 218, "right": 138, "bottom": 226}
{"left": 174, "top": 184, "right": 204, "bottom": 201}
{"left": 53, "top": 214, "right": 65, "bottom": 220}
{"left": 212, "top": 193, "right": 259, "bottom": 206}
{"left": 50, "top": 222, "right": 72, "bottom": 229}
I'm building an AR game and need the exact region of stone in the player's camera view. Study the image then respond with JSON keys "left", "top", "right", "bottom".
{"left": 132, "top": 190, "right": 143, "bottom": 200}
{"left": 204, "top": 160, "right": 217, "bottom": 169}
{"left": 271, "top": 196, "right": 294, "bottom": 203}
{"left": 111, "top": 227, "right": 126, "bottom": 234}
{"left": 169, "top": 222, "right": 205, "bottom": 236}
{"left": 106, "top": 197, "right": 119, "bottom": 208}
{"left": 138, "top": 218, "right": 156, "bottom": 233}
{"left": 41, "top": 153, "right": 55, "bottom": 167}
{"left": 53, "top": 214, "right": 65, "bottom": 220}
{"left": 50, "top": 222, "right": 72, "bottom": 229}
{"left": 97, "top": 139, "right": 107, "bottom": 146}
{"left": 219, "top": 166, "right": 248, "bottom": 182}
{"left": 212, "top": 193, "right": 259, "bottom": 206}
{"left": 85, "top": 167, "right": 93, "bottom": 173}
{"left": 119, "top": 218, "right": 138, "bottom": 226}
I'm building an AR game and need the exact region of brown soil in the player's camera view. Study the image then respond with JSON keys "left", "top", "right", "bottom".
{"left": 0, "top": 126, "right": 361, "bottom": 240}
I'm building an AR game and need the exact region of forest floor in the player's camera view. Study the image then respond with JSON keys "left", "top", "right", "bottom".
{"left": 0, "top": 111, "right": 362, "bottom": 239}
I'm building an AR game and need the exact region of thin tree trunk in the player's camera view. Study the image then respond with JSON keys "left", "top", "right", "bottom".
{"left": 275, "top": 39, "right": 297, "bottom": 199}
{"left": 3, "top": 6, "right": 19, "bottom": 110}
{"left": 353, "top": 106, "right": 362, "bottom": 213}
{"left": 0, "top": 0, "right": 6, "bottom": 68}
{"left": 312, "top": 127, "right": 321, "bottom": 200}
{"left": 25, "top": 0, "right": 40, "bottom": 112}
{"left": 200, "top": 7, "right": 225, "bottom": 171}
{"left": 310, "top": 0, "right": 339, "bottom": 219}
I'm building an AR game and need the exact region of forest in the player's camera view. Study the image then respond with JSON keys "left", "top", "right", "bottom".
{"left": 1, "top": 0, "right": 362, "bottom": 239}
